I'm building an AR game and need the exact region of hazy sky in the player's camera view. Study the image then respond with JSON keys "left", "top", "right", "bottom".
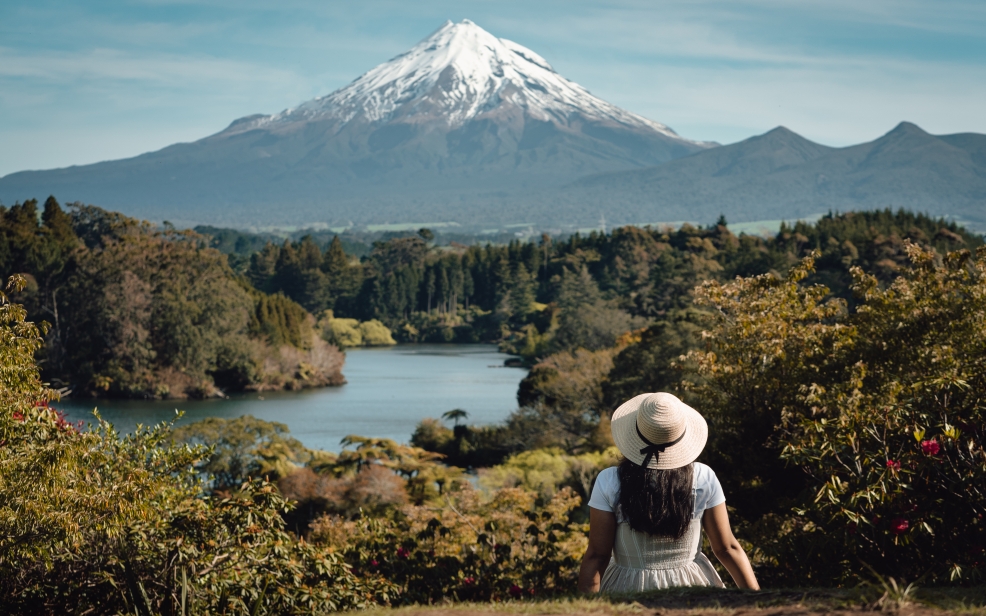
{"left": 2, "top": 0, "right": 985, "bottom": 177}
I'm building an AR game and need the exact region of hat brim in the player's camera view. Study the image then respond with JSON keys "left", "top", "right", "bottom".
{"left": 611, "top": 393, "right": 708, "bottom": 470}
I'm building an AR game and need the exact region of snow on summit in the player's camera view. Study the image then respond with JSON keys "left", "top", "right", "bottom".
{"left": 230, "top": 19, "right": 691, "bottom": 142}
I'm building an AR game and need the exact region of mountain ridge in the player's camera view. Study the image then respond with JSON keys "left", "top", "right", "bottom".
{"left": 558, "top": 121, "right": 986, "bottom": 230}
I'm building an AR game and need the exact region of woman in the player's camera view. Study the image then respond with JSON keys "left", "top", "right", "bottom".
{"left": 577, "top": 392, "right": 759, "bottom": 593}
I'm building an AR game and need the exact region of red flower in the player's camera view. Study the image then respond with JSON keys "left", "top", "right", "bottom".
{"left": 508, "top": 584, "right": 522, "bottom": 598}
{"left": 886, "top": 459, "right": 900, "bottom": 471}
{"left": 370, "top": 559, "right": 379, "bottom": 567}
{"left": 920, "top": 439, "right": 940, "bottom": 455}
{"left": 396, "top": 547, "right": 409, "bottom": 559}
{"left": 891, "top": 518, "right": 909, "bottom": 535}
{"left": 462, "top": 577, "right": 475, "bottom": 585}
{"left": 11, "top": 411, "right": 24, "bottom": 421}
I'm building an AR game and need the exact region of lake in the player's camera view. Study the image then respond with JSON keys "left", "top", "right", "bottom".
{"left": 58, "top": 344, "right": 525, "bottom": 452}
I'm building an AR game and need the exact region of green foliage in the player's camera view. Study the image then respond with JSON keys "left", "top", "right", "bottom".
{"left": 689, "top": 245, "right": 986, "bottom": 584}
{"left": 478, "top": 447, "right": 619, "bottom": 502}
{"left": 1, "top": 202, "right": 344, "bottom": 398}
{"left": 250, "top": 292, "right": 311, "bottom": 349}
{"left": 170, "top": 415, "right": 312, "bottom": 490}
{"left": 602, "top": 314, "right": 704, "bottom": 409}
{"left": 325, "top": 316, "right": 365, "bottom": 347}
{"left": 0, "top": 280, "right": 395, "bottom": 613}
{"left": 410, "top": 418, "right": 514, "bottom": 468}
{"left": 318, "top": 312, "right": 397, "bottom": 348}
{"left": 518, "top": 347, "right": 619, "bottom": 412}
{"left": 360, "top": 319, "right": 398, "bottom": 346}
{"left": 310, "top": 485, "right": 588, "bottom": 603}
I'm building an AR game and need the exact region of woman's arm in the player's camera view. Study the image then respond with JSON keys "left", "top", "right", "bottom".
{"left": 577, "top": 507, "right": 617, "bottom": 593}
{"left": 702, "top": 503, "right": 760, "bottom": 590}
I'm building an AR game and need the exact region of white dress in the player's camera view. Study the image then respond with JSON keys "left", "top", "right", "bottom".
{"left": 587, "top": 463, "right": 727, "bottom": 592}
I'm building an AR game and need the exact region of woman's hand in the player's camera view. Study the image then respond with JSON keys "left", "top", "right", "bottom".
{"left": 577, "top": 507, "right": 617, "bottom": 593}
{"left": 702, "top": 503, "right": 760, "bottom": 590}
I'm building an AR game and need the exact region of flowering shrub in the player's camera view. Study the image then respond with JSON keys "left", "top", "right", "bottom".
{"left": 310, "top": 485, "right": 588, "bottom": 603}
{"left": 690, "top": 245, "right": 986, "bottom": 584}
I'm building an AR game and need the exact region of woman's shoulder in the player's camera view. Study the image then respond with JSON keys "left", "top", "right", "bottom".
{"left": 692, "top": 462, "right": 720, "bottom": 487}
{"left": 594, "top": 466, "right": 620, "bottom": 490}
{"left": 692, "top": 462, "right": 726, "bottom": 510}
{"left": 598, "top": 466, "right": 619, "bottom": 479}
{"left": 693, "top": 461, "right": 717, "bottom": 479}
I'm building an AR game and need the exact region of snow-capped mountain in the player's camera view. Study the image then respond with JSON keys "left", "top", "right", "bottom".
{"left": 0, "top": 20, "right": 714, "bottom": 228}
{"left": 229, "top": 20, "right": 694, "bottom": 143}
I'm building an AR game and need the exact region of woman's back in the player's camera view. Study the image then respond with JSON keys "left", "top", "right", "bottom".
{"left": 576, "top": 393, "right": 759, "bottom": 593}
{"left": 588, "top": 462, "right": 725, "bottom": 591}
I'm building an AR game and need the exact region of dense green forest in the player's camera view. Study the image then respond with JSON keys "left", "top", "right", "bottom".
{"left": 2, "top": 197, "right": 980, "bottom": 402}
{"left": 233, "top": 207, "right": 980, "bottom": 361}
{"left": 0, "top": 198, "right": 346, "bottom": 399}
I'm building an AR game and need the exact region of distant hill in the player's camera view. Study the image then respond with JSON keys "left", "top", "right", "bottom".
{"left": 560, "top": 122, "right": 986, "bottom": 231}
{"left": 0, "top": 20, "right": 711, "bottom": 229}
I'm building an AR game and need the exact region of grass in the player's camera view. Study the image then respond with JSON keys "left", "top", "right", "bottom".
{"left": 361, "top": 586, "right": 986, "bottom": 615}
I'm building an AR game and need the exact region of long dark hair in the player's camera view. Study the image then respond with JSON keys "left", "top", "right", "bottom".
{"left": 617, "top": 459, "right": 694, "bottom": 539}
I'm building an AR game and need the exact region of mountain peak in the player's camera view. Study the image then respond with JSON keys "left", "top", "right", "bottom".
{"left": 884, "top": 121, "right": 929, "bottom": 138}
{"left": 225, "top": 19, "right": 698, "bottom": 144}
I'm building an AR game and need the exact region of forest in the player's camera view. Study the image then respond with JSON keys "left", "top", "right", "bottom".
{"left": 0, "top": 198, "right": 390, "bottom": 399}
{"left": 1, "top": 198, "right": 984, "bottom": 613}
{"left": 5, "top": 197, "right": 979, "bottom": 401}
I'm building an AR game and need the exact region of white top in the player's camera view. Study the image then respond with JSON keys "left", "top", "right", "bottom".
{"left": 588, "top": 462, "right": 725, "bottom": 521}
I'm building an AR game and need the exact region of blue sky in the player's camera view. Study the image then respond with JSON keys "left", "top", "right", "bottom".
{"left": 2, "top": 0, "right": 985, "bottom": 177}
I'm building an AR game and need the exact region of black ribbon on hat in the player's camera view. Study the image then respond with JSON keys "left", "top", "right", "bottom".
{"left": 636, "top": 423, "right": 687, "bottom": 468}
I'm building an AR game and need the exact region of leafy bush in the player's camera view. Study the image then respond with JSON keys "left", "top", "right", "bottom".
{"left": 689, "top": 245, "right": 986, "bottom": 584}
{"left": 360, "top": 319, "right": 397, "bottom": 345}
{"left": 320, "top": 314, "right": 397, "bottom": 348}
{"left": 310, "top": 485, "right": 587, "bottom": 603}
{"left": 0, "top": 278, "right": 395, "bottom": 613}
{"left": 170, "top": 415, "right": 314, "bottom": 490}
{"left": 478, "top": 447, "right": 619, "bottom": 502}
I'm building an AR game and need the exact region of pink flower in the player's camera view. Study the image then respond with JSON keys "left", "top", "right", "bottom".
{"left": 886, "top": 460, "right": 900, "bottom": 471}
{"left": 891, "top": 518, "right": 909, "bottom": 535}
{"left": 462, "top": 577, "right": 475, "bottom": 585}
{"left": 920, "top": 439, "right": 940, "bottom": 455}
{"left": 396, "top": 547, "right": 409, "bottom": 559}
{"left": 508, "top": 584, "right": 522, "bottom": 598}
{"left": 370, "top": 559, "right": 379, "bottom": 567}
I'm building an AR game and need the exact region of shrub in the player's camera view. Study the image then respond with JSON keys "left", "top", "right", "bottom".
{"left": 325, "top": 316, "right": 364, "bottom": 347}
{"left": 359, "top": 319, "right": 397, "bottom": 346}
{"left": 690, "top": 245, "right": 986, "bottom": 584}
{"left": 310, "top": 485, "right": 587, "bottom": 603}
{"left": 478, "top": 447, "right": 619, "bottom": 502}
{"left": 0, "top": 278, "right": 395, "bottom": 613}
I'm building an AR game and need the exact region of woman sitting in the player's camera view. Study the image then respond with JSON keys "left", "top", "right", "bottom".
{"left": 577, "top": 392, "right": 760, "bottom": 593}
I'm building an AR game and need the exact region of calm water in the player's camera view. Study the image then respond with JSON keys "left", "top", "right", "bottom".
{"left": 58, "top": 344, "right": 525, "bottom": 452}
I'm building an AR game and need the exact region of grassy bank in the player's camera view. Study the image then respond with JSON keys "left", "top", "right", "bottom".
{"left": 363, "top": 587, "right": 986, "bottom": 615}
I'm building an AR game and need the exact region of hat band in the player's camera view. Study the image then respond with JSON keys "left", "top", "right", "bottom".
{"left": 635, "top": 422, "right": 687, "bottom": 468}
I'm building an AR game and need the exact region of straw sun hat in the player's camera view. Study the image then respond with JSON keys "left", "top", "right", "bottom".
{"left": 611, "top": 393, "right": 708, "bottom": 470}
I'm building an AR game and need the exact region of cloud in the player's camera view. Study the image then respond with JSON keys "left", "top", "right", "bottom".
{"left": 0, "top": 46, "right": 301, "bottom": 89}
